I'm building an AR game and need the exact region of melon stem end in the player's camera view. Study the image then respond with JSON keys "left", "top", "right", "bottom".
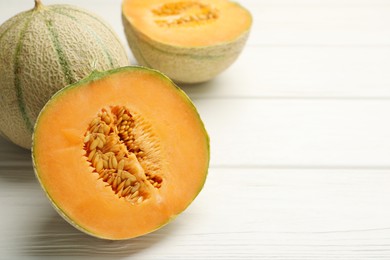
{"left": 34, "top": 0, "right": 44, "bottom": 10}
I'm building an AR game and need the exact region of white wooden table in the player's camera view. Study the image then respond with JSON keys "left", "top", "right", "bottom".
{"left": 1, "top": 0, "right": 390, "bottom": 259}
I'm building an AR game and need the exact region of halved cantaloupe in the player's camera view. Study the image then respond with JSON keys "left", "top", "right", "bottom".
{"left": 122, "top": 0, "right": 252, "bottom": 83}
{"left": 32, "top": 66, "right": 209, "bottom": 240}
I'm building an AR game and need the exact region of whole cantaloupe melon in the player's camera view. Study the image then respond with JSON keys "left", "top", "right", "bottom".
{"left": 0, "top": 0, "right": 130, "bottom": 149}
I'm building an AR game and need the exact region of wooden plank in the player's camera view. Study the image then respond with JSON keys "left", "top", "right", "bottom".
{"left": 1, "top": 168, "right": 390, "bottom": 259}
{"left": 2, "top": 98, "right": 389, "bottom": 168}
{"left": 181, "top": 46, "right": 390, "bottom": 98}
{"left": 246, "top": 4, "right": 390, "bottom": 46}
{"left": 192, "top": 98, "right": 390, "bottom": 168}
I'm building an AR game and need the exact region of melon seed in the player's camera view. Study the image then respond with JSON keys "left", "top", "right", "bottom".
{"left": 152, "top": 2, "right": 219, "bottom": 27}
{"left": 83, "top": 106, "right": 162, "bottom": 203}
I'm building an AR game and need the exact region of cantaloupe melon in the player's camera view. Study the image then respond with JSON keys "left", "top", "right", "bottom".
{"left": 32, "top": 66, "right": 210, "bottom": 240}
{"left": 0, "top": 0, "right": 129, "bottom": 149}
{"left": 122, "top": 0, "right": 252, "bottom": 84}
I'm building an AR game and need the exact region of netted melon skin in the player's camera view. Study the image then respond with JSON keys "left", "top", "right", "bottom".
{"left": 0, "top": 3, "right": 130, "bottom": 149}
{"left": 122, "top": 14, "right": 250, "bottom": 84}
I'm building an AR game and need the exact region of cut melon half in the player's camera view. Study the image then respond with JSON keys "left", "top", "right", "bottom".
{"left": 122, "top": 0, "right": 252, "bottom": 83}
{"left": 32, "top": 66, "right": 210, "bottom": 240}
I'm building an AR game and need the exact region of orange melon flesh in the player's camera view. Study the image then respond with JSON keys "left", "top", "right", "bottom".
{"left": 122, "top": 0, "right": 252, "bottom": 47}
{"left": 32, "top": 67, "right": 209, "bottom": 240}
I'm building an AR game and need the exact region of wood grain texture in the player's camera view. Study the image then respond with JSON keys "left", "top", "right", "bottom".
{"left": 182, "top": 46, "right": 390, "bottom": 98}
{"left": 247, "top": 4, "right": 390, "bottom": 46}
{"left": 1, "top": 160, "right": 390, "bottom": 259}
{"left": 1, "top": 0, "right": 390, "bottom": 259}
{"left": 193, "top": 98, "right": 390, "bottom": 168}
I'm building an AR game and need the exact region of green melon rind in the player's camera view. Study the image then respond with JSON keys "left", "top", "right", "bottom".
{"left": 50, "top": 9, "right": 115, "bottom": 68}
{"left": 49, "top": 5, "right": 132, "bottom": 69}
{"left": 13, "top": 12, "right": 37, "bottom": 134}
{"left": 0, "top": 11, "right": 27, "bottom": 43}
{"left": 44, "top": 17, "right": 75, "bottom": 85}
{"left": 51, "top": 5, "right": 128, "bottom": 53}
{"left": 32, "top": 66, "right": 210, "bottom": 240}
{"left": 121, "top": 3, "right": 252, "bottom": 84}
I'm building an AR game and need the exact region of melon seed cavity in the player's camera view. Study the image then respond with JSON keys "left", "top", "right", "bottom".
{"left": 152, "top": 1, "right": 219, "bottom": 27}
{"left": 83, "top": 106, "right": 162, "bottom": 204}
